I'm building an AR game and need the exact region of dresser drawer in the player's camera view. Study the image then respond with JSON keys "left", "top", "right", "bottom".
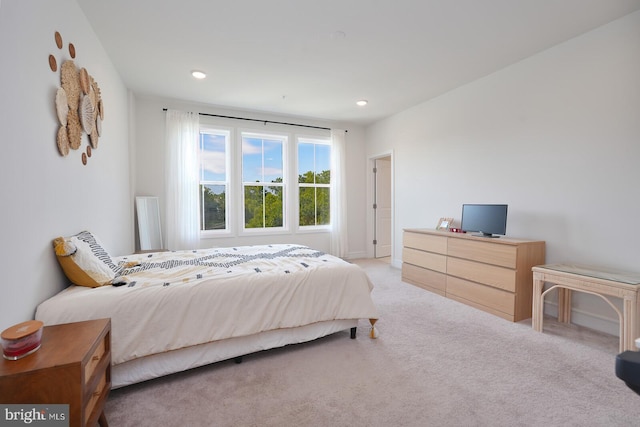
{"left": 402, "top": 263, "right": 446, "bottom": 295}
{"left": 403, "top": 247, "right": 447, "bottom": 273}
{"left": 447, "top": 238, "right": 517, "bottom": 268}
{"left": 446, "top": 276, "right": 515, "bottom": 316}
{"left": 403, "top": 232, "right": 447, "bottom": 254}
{"left": 447, "top": 257, "right": 516, "bottom": 291}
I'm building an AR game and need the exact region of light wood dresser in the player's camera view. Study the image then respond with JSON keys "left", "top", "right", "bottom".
{"left": 0, "top": 318, "right": 111, "bottom": 427}
{"left": 402, "top": 229, "right": 545, "bottom": 322}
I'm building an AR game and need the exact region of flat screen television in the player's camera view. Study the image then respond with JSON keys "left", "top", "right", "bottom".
{"left": 461, "top": 204, "right": 508, "bottom": 238}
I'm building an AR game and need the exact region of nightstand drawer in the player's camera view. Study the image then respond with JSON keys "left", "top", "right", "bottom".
{"left": 85, "top": 334, "right": 107, "bottom": 384}
{"left": 85, "top": 370, "right": 107, "bottom": 425}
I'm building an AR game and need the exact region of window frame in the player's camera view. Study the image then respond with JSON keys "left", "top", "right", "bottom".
{"left": 239, "top": 130, "right": 288, "bottom": 234}
{"left": 196, "top": 120, "right": 333, "bottom": 240}
{"left": 198, "top": 126, "right": 232, "bottom": 237}
{"left": 296, "top": 136, "right": 332, "bottom": 232}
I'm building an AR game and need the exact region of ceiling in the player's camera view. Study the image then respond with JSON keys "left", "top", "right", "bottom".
{"left": 77, "top": 0, "right": 640, "bottom": 125}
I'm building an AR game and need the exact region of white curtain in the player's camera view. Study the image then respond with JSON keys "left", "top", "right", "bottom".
{"left": 165, "top": 109, "right": 200, "bottom": 250}
{"left": 330, "top": 129, "right": 348, "bottom": 258}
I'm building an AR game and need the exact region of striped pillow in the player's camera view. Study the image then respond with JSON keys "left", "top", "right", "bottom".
{"left": 52, "top": 231, "right": 117, "bottom": 288}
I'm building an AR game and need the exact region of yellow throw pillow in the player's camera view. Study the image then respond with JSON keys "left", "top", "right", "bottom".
{"left": 52, "top": 231, "right": 117, "bottom": 288}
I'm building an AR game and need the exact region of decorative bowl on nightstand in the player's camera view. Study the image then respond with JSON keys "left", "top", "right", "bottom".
{"left": 1, "top": 320, "right": 44, "bottom": 360}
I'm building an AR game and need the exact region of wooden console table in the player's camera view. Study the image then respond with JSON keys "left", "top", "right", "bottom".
{"left": 532, "top": 264, "right": 640, "bottom": 352}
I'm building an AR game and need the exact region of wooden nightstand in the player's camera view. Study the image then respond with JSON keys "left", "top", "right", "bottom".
{"left": 0, "top": 318, "right": 111, "bottom": 427}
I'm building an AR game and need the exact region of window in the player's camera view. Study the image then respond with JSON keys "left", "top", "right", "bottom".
{"left": 298, "top": 138, "right": 331, "bottom": 227}
{"left": 242, "top": 132, "right": 286, "bottom": 230}
{"left": 199, "top": 129, "right": 229, "bottom": 231}
{"left": 197, "top": 124, "right": 333, "bottom": 237}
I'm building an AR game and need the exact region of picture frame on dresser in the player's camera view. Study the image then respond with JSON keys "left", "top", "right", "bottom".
{"left": 436, "top": 218, "right": 453, "bottom": 230}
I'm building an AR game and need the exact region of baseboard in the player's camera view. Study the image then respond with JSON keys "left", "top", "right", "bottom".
{"left": 346, "top": 250, "right": 367, "bottom": 260}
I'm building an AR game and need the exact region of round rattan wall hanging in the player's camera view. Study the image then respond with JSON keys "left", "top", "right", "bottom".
{"left": 50, "top": 31, "right": 104, "bottom": 165}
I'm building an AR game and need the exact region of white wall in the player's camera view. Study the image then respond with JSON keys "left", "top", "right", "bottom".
{"left": 0, "top": 0, "right": 132, "bottom": 330}
{"left": 132, "top": 95, "right": 369, "bottom": 257}
{"left": 366, "top": 11, "right": 640, "bottom": 335}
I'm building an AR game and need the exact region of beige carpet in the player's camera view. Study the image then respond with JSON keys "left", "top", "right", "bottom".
{"left": 104, "top": 258, "right": 640, "bottom": 426}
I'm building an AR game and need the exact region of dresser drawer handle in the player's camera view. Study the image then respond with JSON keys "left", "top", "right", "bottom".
{"left": 92, "top": 355, "right": 100, "bottom": 361}
{"left": 93, "top": 390, "right": 101, "bottom": 397}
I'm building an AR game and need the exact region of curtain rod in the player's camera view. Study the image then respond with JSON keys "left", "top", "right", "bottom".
{"left": 162, "top": 109, "right": 345, "bottom": 132}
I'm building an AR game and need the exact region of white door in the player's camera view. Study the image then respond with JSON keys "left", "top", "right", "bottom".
{"left": 374, "top": 157, "right": 392, "bottom": 258}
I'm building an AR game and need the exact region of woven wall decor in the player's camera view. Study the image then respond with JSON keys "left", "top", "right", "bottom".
{"left": 50, "top": 31, "right": 105, "bottom": 165}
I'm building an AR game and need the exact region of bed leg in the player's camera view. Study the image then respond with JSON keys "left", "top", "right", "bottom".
{"left": 350, "top": 327, "right": 357, "bottom": 339}
{"left": 369, "top": 318, "right": 379, "bottom": 339}
{"left": 233, "top": 356, "right": 243, "bottom": 364}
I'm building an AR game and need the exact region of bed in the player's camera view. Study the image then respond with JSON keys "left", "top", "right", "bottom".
{"left": 35, "top": 231, "right": 379, "bottom": 388}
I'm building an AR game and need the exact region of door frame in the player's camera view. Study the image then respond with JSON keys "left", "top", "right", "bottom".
{"left": 367, "top": 150, "right": 394, "bottom": 262}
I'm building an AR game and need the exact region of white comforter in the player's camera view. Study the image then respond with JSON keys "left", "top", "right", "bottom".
{"left": 36, "top": 244, "right": 379, "bottom": 365}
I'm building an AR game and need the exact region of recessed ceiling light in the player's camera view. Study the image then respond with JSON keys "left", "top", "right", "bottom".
{"left": 356, "top": 100, "right": 368, "bottom": 106}
{"left": 191, "top": 70, "right": 206, "bottom": 79}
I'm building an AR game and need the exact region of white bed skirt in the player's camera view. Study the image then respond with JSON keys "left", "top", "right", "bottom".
{"left": 112, "top": 319, "right": 358, "bottom": 388}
